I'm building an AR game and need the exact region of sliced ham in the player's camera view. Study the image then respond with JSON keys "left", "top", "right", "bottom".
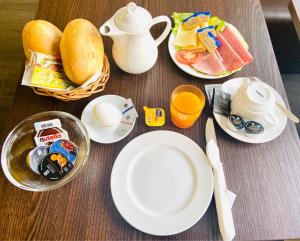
{"left": 192, "top": 52, "right": 226, "bottom": 75}
{"left": 221, "top": 26, "right": 253, "bottom": 65}
{"left": 215, "top": 33, "right": 244, "bottom": 71}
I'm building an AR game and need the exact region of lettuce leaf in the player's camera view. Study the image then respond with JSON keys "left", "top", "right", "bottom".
{"left": 171, "top": 12, "right": 193, "bottom": 35}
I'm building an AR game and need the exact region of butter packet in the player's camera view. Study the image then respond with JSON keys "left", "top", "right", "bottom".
{"left": 183, "top": 12, "right": 211, "bottom": 30}
{"left": 115, "top": 99, "right": 138, "bottom": 136}
{"left": 22, "top": 51, "right": 74, "bottom": 91}
{"left": 197, "top": 26, "right": 217, "bottom": 36}
{"left": 198, "top": 31, "right": 220, "bottom": 53}
{"left": 143, "top": 106, "right": 165, "bottom": 127}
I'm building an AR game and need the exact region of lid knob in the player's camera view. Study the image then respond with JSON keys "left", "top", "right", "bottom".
{"left": 127, "top": 2, "right": 137, "bottom": 14}
{"left": 114, "top": 2, "right": 152, "bottom": 33}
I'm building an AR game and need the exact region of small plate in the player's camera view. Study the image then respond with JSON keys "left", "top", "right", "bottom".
{"left": 111, "top": 131, "right": 213, "bottom": 235}
{"left": 214, "top": 77, "right": 288, "bottom": 143}
{"left": 168, "top": 23, "right": 241, "bottom": 79}
{"left": 81, "top": 95, "right": 136, "bottom": 144}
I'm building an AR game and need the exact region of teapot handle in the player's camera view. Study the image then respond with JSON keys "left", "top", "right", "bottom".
{"left": 151, "top": 16, "right": 171, "bottom": 46}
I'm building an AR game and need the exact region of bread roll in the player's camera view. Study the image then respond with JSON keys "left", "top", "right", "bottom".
{"left": 22, "top": 20, "right": 62, "bottom": 60}
{"left": 60, "top": 19, "right": 104, "bottom": 85}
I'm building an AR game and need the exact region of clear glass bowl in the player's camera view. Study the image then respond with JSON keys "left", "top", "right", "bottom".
{"left": 1, "top": 111, "right": 90, "bottom": 192}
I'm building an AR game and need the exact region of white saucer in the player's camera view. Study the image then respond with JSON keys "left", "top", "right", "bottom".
{"left": 81, "top": 95, "right": 136, "bottom": 144}
{"left": 214, "top": 77, "right": 287, "bottom": 143}
{"left": 168, "top": 23, "right": 241, "bottom": 79}
{"left": 111, "top": 131, "right": 214, "bottom": 235}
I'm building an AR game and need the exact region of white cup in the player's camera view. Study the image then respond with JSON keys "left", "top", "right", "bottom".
{"left": 231, "top": 78, "right": 277, "bottom": 128}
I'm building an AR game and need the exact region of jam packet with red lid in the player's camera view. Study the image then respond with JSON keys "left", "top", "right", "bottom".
{"left": 34, "top": 119, "right": 69, "bottom": 146}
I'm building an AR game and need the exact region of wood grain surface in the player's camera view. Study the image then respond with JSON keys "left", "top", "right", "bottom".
{"left": 289, "top": 0, "right": 300, "bottom": 40}
{"left": 1, "top": 0, "right": 300, "bottom": 240}
{"left": 0, "top": 0, "right": 38, "bottom": 138}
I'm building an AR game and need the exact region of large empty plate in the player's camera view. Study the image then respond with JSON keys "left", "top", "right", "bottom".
{"left": 111, "top": 131, "right": 213, "bottom": 235}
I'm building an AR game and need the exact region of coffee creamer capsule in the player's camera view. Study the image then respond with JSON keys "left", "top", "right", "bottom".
{"left": 227, "top": 114, "right": 245, "bottom": 131}
{"left": 245, "top": 121, "right": 264, "bottom": 138}
{"left": 26, "top": 146, "right": 49, "bottom": 174}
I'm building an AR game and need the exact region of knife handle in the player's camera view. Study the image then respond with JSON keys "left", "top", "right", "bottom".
{"left": 214, "top": 167, "right": 236, "bottom": 241}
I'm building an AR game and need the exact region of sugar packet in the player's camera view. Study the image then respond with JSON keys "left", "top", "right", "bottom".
{"left": 115, "top": 99, "right": 138, "bottom": 136}
{"left": 205, "top": 84, "right": 231, "bottom": 116}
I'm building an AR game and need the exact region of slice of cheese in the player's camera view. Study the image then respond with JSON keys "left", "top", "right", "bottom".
{"left": 173, "top": 23, "right": 206, "bottom": 51}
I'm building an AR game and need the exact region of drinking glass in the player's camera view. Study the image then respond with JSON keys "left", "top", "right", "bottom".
{"left": 170, "top": 85, "right": 205, "bottom": 128}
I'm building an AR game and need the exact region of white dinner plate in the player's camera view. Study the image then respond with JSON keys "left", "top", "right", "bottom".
{"left": 214, "top": 77, "right": 288, "bottom": 143}
{"left": 111, "top": 131, "right": 214, "bottom": 236}
{"left": 81, "top": 95, "right": 136, "bottom": 144}
{"left": 168, "top": 23, "right": 242, "bottom": 79}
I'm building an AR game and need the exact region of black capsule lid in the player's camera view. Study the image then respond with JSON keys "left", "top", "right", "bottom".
{"left": 229, "top": 114, "right": 245, "bottom": 130}
{"left": 245, "top": 121, "right": 264, "bottom": 134}
{"left": 38, "top": 152, "right": 73, "bottom": 181}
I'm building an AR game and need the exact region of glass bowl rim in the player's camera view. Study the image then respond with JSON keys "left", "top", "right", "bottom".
{"left": 1, "top": 111, "right": 90, "bottom": 192}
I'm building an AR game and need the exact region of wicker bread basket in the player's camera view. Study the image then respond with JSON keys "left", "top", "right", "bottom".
{"left": 32, "top": 55, "right": 110, "bottom": 101}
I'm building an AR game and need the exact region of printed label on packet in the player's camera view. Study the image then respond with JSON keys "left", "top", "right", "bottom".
{"left": 205, "top": 84, "right": 222, "bottom": 105}
{"left": 26, "top": 146, "right": 49, "bottom": 174}
{"left": 34, "top": 119, "right": 69, "bottom": 146}
{"left": 205, "top": 84, "right": 231, "bottom": 116}
{"left": 21, "top": 51, "right": 74, "bottom": 91}
{"left": 38, "top": 152, "right": 73, "bottom": 181}
{"left": 213, "top": 88, "right": 231, "bottom": 116}
{"left": 198, "top": 31, "right": 220, "bottom": 53}
{"left": 115, "top": 98, "right": 138, "bottom": 136}
{"left": 49, "top": 139, "right": 78, "bottom": 164}
{"left": 143, "top": 106, "right": 165, "bottom": 127}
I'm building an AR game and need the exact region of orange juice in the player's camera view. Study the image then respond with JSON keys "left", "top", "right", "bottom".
{"left": 170, "top": 85, "right": 205, "bottom": 128}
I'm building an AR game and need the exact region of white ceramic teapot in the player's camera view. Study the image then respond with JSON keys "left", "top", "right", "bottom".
{"left": 99, "top": 2, "right": 171, "bottom": 74}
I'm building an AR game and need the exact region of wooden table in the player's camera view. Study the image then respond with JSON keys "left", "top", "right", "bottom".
{"left": 1, "top": 0, "right": 300, "bottom": 240}
{"left": 289, "top": 0, "right": 300, "bottom": 40}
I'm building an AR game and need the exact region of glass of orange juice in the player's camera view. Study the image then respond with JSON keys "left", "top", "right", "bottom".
{"left": 170, "top": 85, "right": 206, "bottom": 128}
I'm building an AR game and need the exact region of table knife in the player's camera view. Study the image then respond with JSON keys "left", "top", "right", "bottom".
{"left": 205, "top": 89, "right": 236, "bottom": 241}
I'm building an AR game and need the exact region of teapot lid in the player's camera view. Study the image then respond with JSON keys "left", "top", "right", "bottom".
{"left": 114, "top": 2, "right": 152, "bottom": 33}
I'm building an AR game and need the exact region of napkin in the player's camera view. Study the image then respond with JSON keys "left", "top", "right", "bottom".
{"left": 206, "top": 139, "right": 236, "bottom": 241}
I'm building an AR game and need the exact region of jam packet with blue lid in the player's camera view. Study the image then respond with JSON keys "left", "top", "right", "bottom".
{"left": 49, "top": 139, "right": 78, "bottom": 164}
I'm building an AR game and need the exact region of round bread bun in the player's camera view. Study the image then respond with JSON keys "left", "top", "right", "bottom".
{"left": 22, "top": 20, "right": 62, "bottom": 60}
{"left": 60, "top": 19, "right": 104, "bottom": 85}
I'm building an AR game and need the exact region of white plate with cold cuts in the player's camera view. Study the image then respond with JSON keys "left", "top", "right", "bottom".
{"left": 214, "top": 77, "right": 287, "bottom": 143}
{"left": 81, "top": 95, "right": 136, "bottom": 144}
{"left": 168, "top": 23, "right": 244, "bottom": 79}
{"left": 111, "top": 131, "right": 214, "bottom": 235}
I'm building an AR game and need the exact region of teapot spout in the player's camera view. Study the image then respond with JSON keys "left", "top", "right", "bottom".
{"left": 99, "top": 17, "right": 124, "bottom": 38}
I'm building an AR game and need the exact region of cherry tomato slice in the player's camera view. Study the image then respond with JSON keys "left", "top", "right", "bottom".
{"left": 176, "top": 50, "right": 203, "bottom": 65}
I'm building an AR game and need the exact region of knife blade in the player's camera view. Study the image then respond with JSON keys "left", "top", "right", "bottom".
{"left": 205, "top": 117, "right": 217, "bottom": 145}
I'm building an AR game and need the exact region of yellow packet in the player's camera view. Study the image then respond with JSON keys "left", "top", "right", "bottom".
{"left": 22, "top": 51, "right": 74, "bottom": 90}
{"left": 31, "top": 67, "right": 70, "bottom": 89}
{"left": 143, "top": 106, "right": 165, "bottom": 127}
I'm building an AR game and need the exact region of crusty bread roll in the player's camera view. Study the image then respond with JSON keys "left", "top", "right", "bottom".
{"left": 60, "top": 19, "right": 104, "bottom": 85}
{"left": 22, "top": 20, "right": 62, "bottom": 60}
